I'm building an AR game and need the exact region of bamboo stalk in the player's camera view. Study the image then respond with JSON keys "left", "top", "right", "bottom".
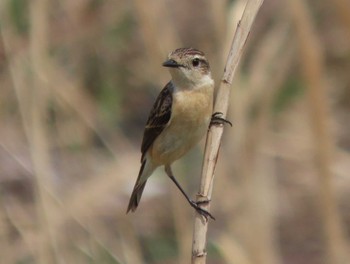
{"left": 191, "top": 1, "right": 264, "bottom": 263}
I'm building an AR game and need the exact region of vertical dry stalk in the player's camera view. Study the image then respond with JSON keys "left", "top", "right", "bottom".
{"left": 28, "top": 0, "right": 59, "bottom": 263}
{"left": 239, "top": 26, "right": 293, "bottom": 264}
{"left": 1, "top": 0, "right": 58, "bottom": 263}
{"left": 332, "top": 0, "right": 350, "bottom": 37}
{"left": 132, "top": 0, "right": 181, "bottom": 84}
{"left": 191, "top": 1, "right": 264, "bottom": 263}
{"left": 218, "top": 22, "right": 293, "bottom": 264}
{"left": 288, "top": 0, "right": 349, "bottom": 263}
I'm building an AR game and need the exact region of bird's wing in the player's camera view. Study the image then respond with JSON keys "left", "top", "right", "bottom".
{"left": 141, "top": 81, "right": 174, "bottom": 161}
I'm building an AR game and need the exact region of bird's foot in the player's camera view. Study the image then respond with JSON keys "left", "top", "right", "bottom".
{"left": 210, "top": 112, "right": 232, "bottom": 127}
{"left": 189, "top": 199, "right": 215, "bottom": 221}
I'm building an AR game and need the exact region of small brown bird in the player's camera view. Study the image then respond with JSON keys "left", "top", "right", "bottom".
{"left": 127, "top": 48, "right": 229, "bottom": 220}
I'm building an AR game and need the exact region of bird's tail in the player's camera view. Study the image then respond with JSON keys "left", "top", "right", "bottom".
{"left": 126, "top": 159, "right": 154, "bottom": 213}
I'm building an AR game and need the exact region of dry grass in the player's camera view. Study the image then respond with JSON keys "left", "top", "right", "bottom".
{"left": 0, "top": 0, "right": 349, "bottom": 263}
{"left": 191, "top": 1, "right": 264, "bottom": 263}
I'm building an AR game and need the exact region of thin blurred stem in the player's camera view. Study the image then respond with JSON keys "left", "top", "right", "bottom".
{"left": 2, "top": 0, "right": 60, "bottom": 263}
{"left": 29, "top": 0, "right": 60, "bottom": 263}
{"left": 132, "top": 0, "right": 181, "bottom": 84}
{"left": 332, "top": 0, "right": 350, "bottom": 38}
{"left": 191, "top": 1, "right": 264, "bottom": 263}
{"left": 1, "top": 1, "right": 52, "bottom": 264}
{"left": 241, "top": 24, "right": 293, "bottom": 264}
{"left": 288, "top": 0, "right": 349, "bottom": 263}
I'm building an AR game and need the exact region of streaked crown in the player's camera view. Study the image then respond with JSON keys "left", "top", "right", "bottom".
{"left": 162, "top": 47, "right": 212, "bottom": 88}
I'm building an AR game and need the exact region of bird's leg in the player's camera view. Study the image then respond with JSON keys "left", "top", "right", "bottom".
{"left": 210, "top": 112, "right": 232, "bottom": 127}
{"left": 164, "top": 165, "right": 215, "bottom": 221}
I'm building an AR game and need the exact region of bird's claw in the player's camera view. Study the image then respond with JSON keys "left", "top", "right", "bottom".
{"left": 210, "top": 112, "right": 232, "bottom": 127}
{"left": 189, "top": 200, "right": 215, "bottom": 221}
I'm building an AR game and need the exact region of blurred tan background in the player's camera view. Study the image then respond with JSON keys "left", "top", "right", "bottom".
{"left": 0, "top": 0, "right": 349, "bottom": 263}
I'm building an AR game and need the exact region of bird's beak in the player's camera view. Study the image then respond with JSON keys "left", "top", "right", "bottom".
{"left": 162, "top": 59, "right": 182, "bottom": 68}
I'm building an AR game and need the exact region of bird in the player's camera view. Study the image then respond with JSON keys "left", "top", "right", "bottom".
{"left": 126, "top": 47, "right": 230, "bottom": 220}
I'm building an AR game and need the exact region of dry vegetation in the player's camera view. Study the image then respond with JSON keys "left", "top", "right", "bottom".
{"left": 0, "top": 0, "right": 349, "bottom": 263}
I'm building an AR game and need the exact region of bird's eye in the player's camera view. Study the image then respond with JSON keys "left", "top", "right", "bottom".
{"left": 192, "top": 58, "right": 200, "bottom": 67}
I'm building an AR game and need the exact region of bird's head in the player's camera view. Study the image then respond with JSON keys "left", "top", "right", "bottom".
{"left": 162, "top": 48, "right": 213, "bottom": 89}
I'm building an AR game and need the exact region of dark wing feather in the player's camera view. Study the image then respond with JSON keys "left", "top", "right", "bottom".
{"left": 141, "top": 82, "right": 173, "bottom": 160}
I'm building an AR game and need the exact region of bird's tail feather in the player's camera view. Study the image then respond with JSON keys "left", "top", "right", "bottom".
{"left": 126, "top": 159, "right": 154, "bottom": 213}
{"left": 126, "top": 180, "right": 147, "bottom": 213}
